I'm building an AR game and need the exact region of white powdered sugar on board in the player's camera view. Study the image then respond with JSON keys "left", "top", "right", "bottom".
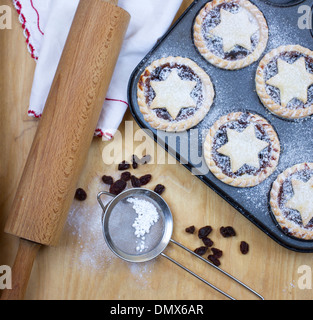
{"left": 66, "top": 201, "right": 115, "bottom": 271}
{"left": 127, "top": 197, "right": 160, "bottom": 252}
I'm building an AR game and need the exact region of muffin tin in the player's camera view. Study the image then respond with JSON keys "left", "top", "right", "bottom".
{"left": 127, "top": 0, "right": 313, "bottom": 252}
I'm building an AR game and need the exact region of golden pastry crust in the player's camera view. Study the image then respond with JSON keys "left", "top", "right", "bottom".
{"left": 256, "top": 45, "right": 313, "bottom": 119}
{"left": 270, "top": 163, "right": 313, "bottom": 240}
{"left": 193, "top": 0, "right": 268, "bottom": 70}
{"left": 137, "top": 56, "right": 215, "bottom": 132}
{"left": 203, "top": 112, "right": 280, "bottom": 187}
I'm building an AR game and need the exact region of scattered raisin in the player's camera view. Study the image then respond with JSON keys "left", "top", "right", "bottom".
{"left": 154, "top": 184, "right": 165, "bottom": 195}
{"left": 131, "top": 175, "right": 141, "bottom": 188}
{"left": 208, "top": 255, "right": 221, "bottom": 267}
{"left": 240, "top": 241, "right": 249, "bottom": 255}
{"left": 185, "top": 226, "right": 195, "bottom": 234}
{"left": 131, "top": 154, "right": 139, "bottom": 169}
{"left": 139, "top": 174, "right": 152, "bottom": 186}
{"left": 140, "top": 154, "right": 151, "bottom": 164}
{"left": 102, "top": 175, "right": 113, "bottom": 185}
{"left": 118, "top": 160, "right": 130, "bottom": 171}
{"left": 198, "top": 226, "right": 213, "bottom": 239}
{"left": 194, "top": 246, "right": 208, "bottom": 256}
{"left": 109, "top": 179, "right": 126, "bottom": 195}
{"left": 211, "top": 248, "right": 223, "bottom": 258}
{"left": 202, "top": 237, "right": 214, "bottom": 247}
{"left": 121, "top": 171, "right": 131, "bottom": 181}
{"left": 220, "top": 226, "right": 236, "bottom": 238}
{"left": 75, "top": 188, "right": 87, "bottom": 201}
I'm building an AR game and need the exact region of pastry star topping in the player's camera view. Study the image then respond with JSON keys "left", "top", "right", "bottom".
{"left": 266, "top": 57, "right": 313, "bottom": 108}
{"left": 209, "top": 8, "right": 259, "bottom": 52}
{"left": 150, "top": 70, "right": 197, "bottom": 120}
{"left": 286, "top": 177, "right": 313, "bottom": 227}
{"left": 217, "top": 124, "right": 269, "bottom": 173}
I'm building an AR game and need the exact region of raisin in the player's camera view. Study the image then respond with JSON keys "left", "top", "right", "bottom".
{"left": 202, "top": 237, "right": 214, "bottom": 247}
{"left": 198, "top": 226, "right": 213, "bottom": 239}
{"left": 131, "top": 154, "right": 139, "bottom": 169}
{"left": 139, "top": 174, "right": 152, "bottom": 186}
{"left": 75, "top": 188, "right": 87, "bottom": 201}
{"left": 140, "top": 154, "right": 151, "bottom": 164}
{"left": 194, "top": 246, "right": 208, "bottom": 256}
{"left": 121, "top": 171, "right": 131, "bottom": 181}
{"left": 154, "top": 184, "right": 165, "bottom": 195}
{"left": 109, "top": 179, "right": 126, "bottom": 195}
{"left": 220, "top": 226, "right": 236, "bottom": 238}
{"left": 240, "top": 241, "right": 249, "bottom": 255}
{"left": 211, "top": 248, "right": 223, "bottom": 258}
{"left": 102, "top": 175, "right": 113, "bottom": 185}
{"left": 118, "top": 160, "right": 130, "bottom": 171}
{"left": 208, "top": 255, "right": 221, "bottom": 267}
{"left": 131, "top": 175, "right": 141, "bottom": 188}
{"left": 185, "top": 226, "right": 195, "bottom": 234}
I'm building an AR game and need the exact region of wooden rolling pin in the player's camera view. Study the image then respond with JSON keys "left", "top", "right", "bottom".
{"left": 1, "top": 0, "right": 130, "bottom": 300}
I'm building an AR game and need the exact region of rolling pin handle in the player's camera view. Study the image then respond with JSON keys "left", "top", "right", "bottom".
{"left": 0, "top": 239, "right": 41, "bottom": 300}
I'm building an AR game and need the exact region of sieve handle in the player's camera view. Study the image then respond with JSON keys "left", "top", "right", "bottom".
{"left": 160, "top": 252, "right": 235, "bottom": 300}
{"left": 97, "top": 191, "right": 117, "bottom": 224}
{"left": 163, "top": 239, "right": 264, "bottom": 300}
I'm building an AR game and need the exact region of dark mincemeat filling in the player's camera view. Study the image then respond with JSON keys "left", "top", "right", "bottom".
{"left": 264, "top": 51, "right": 313, "bottom": 110}
{"left": 138, "top": 63, "right": 203, "bottom": 121}
{"left": 212, "top": 113, "right": 276, "bottom": 178}
{"left": 277, "top": 165, "right": 313, "bottom": 229}
{"left": 201, "top": 2, "right": 260, "bottom": 61}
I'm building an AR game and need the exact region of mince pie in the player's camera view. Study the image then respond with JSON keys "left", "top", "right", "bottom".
{"left": 270, "top": 163, "right": 313, "bottom": 240}
{"left": 204, "top": 112, "right": 280, "bottom": 187}
{"left": 137, "top": 56, "right": 215, "bottom": 132}
{"left": 256, "top": 45, "right": 313, "bottom": 119}
{"left": 193, "top": 0, "right": 268, "bottom": 70}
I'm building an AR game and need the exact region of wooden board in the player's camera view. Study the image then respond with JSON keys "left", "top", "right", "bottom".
{"left": 1, "top": 0, "right": 313, "bottom": 300}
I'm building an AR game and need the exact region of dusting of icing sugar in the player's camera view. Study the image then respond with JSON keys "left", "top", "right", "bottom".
{"left": 265, "top": 9, "right": 298, "bottom": 49}
{"left": 129, "top": 261, "right": 156, "bottom": 287}
{"left": 66, "top": 202, "right": 115, "bottom": 271}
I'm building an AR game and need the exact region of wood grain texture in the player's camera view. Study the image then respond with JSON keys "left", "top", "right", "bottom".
{"left": 1, "top": 0, "right": 313, "bottom": 300}
{"left": 4, "top": 0, "right": 130, "bottom": 246}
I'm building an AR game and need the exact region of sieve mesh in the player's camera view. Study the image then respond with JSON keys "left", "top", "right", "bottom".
{"left": 107, "top": 195, "right": 165, "bottom": 256}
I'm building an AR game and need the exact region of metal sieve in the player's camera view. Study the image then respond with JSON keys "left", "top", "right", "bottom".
{"left": 97, "top": 188, "right": 264, "bottom": 300}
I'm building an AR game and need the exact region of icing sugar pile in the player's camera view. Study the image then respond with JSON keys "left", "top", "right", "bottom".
{"left": 127, "top": 197, "right": 160, "bottom": 252}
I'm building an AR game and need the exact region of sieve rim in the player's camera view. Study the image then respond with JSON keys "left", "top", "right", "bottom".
{"left": 99, "top": 188, "right": 173, "bottom": 263}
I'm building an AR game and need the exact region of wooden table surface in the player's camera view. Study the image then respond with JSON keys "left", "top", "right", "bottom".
{"left": 1, "top": 0, "right": 313, "bottom": 300}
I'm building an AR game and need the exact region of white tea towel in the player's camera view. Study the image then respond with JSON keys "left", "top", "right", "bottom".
{"left": 13, "top": 0, "right": 183, "bottom": 140}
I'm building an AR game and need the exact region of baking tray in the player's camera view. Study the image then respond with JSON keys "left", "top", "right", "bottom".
{"left": 127, "top": 0, "right": 313, "bottom": 252}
